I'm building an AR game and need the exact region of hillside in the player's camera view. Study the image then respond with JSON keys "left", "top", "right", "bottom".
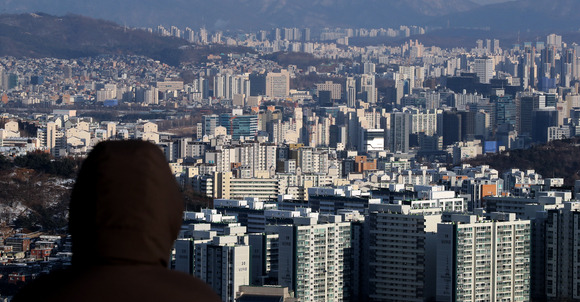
{"left": 0, "top": 14, "right": 184, "bottom": 59}
{"left": 0, "top": 151, "right": 212, "bottom": 232}
{"left": 0, "top": 13, "right": 252, "bottom": 66}
{"left": 0, "top": 152, "right": 78, "bottom": 233}
{"left": 261, "top": 52, "right": 340, "bottom": 70}
{"left": 465, "top": 138, "right": 580, "bottom": 186}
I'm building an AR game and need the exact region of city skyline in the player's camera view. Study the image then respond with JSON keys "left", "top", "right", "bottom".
{"left": 1, "top": 3, "right": 580, "bottom": 301}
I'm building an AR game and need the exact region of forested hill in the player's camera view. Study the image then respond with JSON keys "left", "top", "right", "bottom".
{"left": 0, "top": 13, "right": 251, "bottom": 66}
{"left": 0, "top": 152, "right": 79, "bottom": 233}
{"left": 465, "top": 138, "right": 580, "bottom": 186}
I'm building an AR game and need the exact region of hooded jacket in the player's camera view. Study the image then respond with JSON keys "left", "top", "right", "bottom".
{"left": 13, "top": 140, "right": 220, "bottom": 302}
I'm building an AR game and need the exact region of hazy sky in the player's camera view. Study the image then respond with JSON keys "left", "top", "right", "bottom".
{"left": 0, "top": 0, "right": 573, "bottom": 33}
{"left": 475, "top": 0, "right": 514, "bottom": 3}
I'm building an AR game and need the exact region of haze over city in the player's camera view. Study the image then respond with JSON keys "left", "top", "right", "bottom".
{"left": 0, "top": 0, "right": 574, "bottom": 32}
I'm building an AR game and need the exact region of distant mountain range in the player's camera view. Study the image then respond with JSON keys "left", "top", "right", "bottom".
{"left": 0, "top": 0, "right": 580, "bottom": 31}
{"left": 1, "top": 0, "right": 575, "bottom": 33}
{"left": 437, "top": 0, "right": 580, "bottom": 32}
{"left": 1, "top": 0, "right": 475, "bottom": 30}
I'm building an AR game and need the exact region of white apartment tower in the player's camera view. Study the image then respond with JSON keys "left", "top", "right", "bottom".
{"left": 399, "top": 65, "right": 416, "bottom": 91}
{"left": 546, "top": 33, "right": 562, "bottom": 49}
{"left": 213, "top": 74, "right": 250, "bottom": 100}
{"left": 106, "top": 122, "right": 116, "bottom": 139}
{"left": 437, "top": 212, "right": 531, "bottom": 302}
{"left": 409, "top": 108, "right": 438, "bottom": 136}
{"left": 277, "top": 217, "right": 352, "bottom": 302}
{"left": 37, "top": 122, "right": 65, "bottom": 156}
{"left": 199, "top": 28, "right": 208, "bottom": 44}
{"left": 236, "top": 142, "right": 277, "bottom": 177}
{"left": 193, "top": 77, "right": 209, "bottom": 99}
{"left": 206, "top": 142, "right": 277, "bottom": 177}
{"left": 46, "top": 122, "right": 57, "bottom": 153}
{"left": 363, "top": 62, "right": 376, "bottom": 74}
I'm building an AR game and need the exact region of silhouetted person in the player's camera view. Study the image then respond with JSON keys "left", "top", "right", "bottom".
{"left": 14, "top": 140, "right": 220, "bottom": 302}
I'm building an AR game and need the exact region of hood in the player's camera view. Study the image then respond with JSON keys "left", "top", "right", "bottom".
{"left": 69, "top": 140, "right": 184, "bottom": 267}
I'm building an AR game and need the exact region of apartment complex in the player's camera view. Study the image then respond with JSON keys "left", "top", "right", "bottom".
{"left": 368, "top": 203, "right": 441, "bottom": 301}
{"left": 277, "top": 216, "right": 352, "bottom": 302}
{"left": 437, "top": 212, "right": 531, "bottom": 302}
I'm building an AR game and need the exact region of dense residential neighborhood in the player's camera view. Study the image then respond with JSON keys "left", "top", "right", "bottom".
{"left": 1, "top": 24, "right": 580, "bottom": 301}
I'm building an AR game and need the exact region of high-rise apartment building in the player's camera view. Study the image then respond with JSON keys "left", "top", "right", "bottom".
{"left": 213, "top": 172, "right": 280, "bottom": 200}
{"left": 363, "top": 62, "right": 376, "bottom": 75}
{"left": 544, "top": 202, "right": 580, "bottom": 300}
{"left": 346, "top": 77, "right": 357, "bottom": 108}
{"left": 546, "top": 33, "right": 562, "bottom": 49}
{"left": 192, "top": 77, "right": 209, "bottom": 99}
{"left": 437, "top": 212, "right": 531, "bottom": 302}
{"left": 135, "top": 86, "right": 159, "bottom": 104}
{"left": 37, "top": 121, "right": 65, "bottom": 156}
{"left": 409, "top": 108, "right": 438, "bottom": 136}
{"left": 561, "top": 47, "right": 576, "bottom": 87}
{"left": 390, "top": 111, "right": 411, "bottom": 153}
{"left": 194, "top": 234, "right": 250, "bottom": 302}
{"left": 277, "top": 216, "right": 352, "bottom": 302}
{"left": 174, "top": 224, "right": 214, "bottom": 275}
{"left": 199, "top": 28, "right": 208, "bottom": 43}
{"left": 492, "top": 39, "right": 500, "bottom": 54}
{"left": 248, "top": 232, "right": 280, "bottom": 285}
{"left": 46, "top": 122, "right": 58, "bottom": 154}
{"left": 358, "top": 74, "right": 377, "bottom": 103}
{"left": 184, "top": 27, "right": 195, "bottom": 42}
{"left": 303, "top": 28, "right": 311, "bottom": 41}
{"left": 368, "top": 203, "right": 442, "bottom": 302}
{"left": 214, "top": 74, "right": 250, "bottom": 100}
{"left": 398, "top": 65, "right": 416, "bottom": 92}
